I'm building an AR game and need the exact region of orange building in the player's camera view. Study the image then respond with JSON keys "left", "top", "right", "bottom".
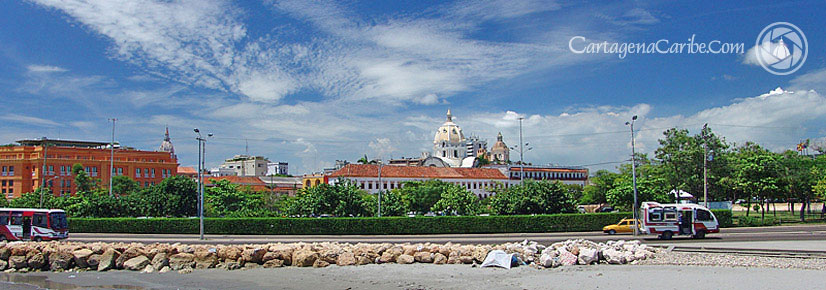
{"left": 0, "top": 138, "right": 178, "bottom": 199}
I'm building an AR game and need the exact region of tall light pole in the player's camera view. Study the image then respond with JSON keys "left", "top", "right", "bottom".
{"left": 108, "top": 118, "right": 117, "bottom": 197}
{"left": 377, "top": 158, "right": 383, "bottom": 217}
{"left": 40, "top": 137, "right": 49, "bottom": 207}
{"left": 194, "top": 129, "right": 212, "bottom": 240}
{"left": 518, "top": 117, "right": 524, "bottom": 184}
{"left": 702, "top": 123, "right": 709, "bottom": 208}
{"left": 626, "top": 115, "right": 639, "bottom": 236}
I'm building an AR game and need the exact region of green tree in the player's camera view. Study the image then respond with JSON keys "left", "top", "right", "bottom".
{"left": 580, "top": 170, "right": 620, "bottom": 204}
{"left": 155, "top": 176, "right": 198, "bottom": 217}
{"left": 606, "top": 175, "right": 670, "bottom": 210}
{"left": 287, "top": 180, "right": 374, "bottom": 217}
{"left": 431, "top": 183, "right": 480, "bottom": 216}
{"left": 394, "top": 180, "right": 450, "bottom": 215}
{"left": 71, "top": 163, "right": 93, "bottom": 193}
{"left": 205, "top": 179, "right": 266, "bottom": 217}
{"left": 730, "top": 143, "right": 782, "bottom": 221}
{"left": 489, "top": 180, "right": 576, "bottom": 215}
{"left": 376, "top": 189, "right": 409, "bottom": 216}
{"left": 655, "top": 127, "right": 729, "bottom": 203}
{"left": 111, "top": 175, "right": 140, "bottom": 196}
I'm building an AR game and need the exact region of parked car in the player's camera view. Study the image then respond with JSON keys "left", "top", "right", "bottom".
{"left": 602, "top": 218, "right": 641, "bottom": 235}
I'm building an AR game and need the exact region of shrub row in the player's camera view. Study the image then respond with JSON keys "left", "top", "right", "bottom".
{"left": 69, "top": 210, "right": 733, "bottom": 235}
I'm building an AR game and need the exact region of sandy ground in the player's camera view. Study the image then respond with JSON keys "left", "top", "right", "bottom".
{"left": 2, "top": 264, "right": 826, "bottom": 290}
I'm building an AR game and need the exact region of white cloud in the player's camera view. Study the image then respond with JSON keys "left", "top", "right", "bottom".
{"left": 0, "top": 114, "right": 62, "bottom": 127}
{"left": 26, "top": 65, "right": 68, "bottom": 73}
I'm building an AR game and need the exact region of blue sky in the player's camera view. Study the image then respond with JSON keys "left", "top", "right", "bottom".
{"left": 2, "top": 0, "right": 826, "bottom": 174}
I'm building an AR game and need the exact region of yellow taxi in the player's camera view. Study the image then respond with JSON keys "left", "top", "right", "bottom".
{"left": 602, "top": 218, "right": 641, "bottom": 235}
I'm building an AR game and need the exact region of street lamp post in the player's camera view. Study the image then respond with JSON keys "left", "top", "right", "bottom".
{"left": 702, "top": 123, "right": 709, "bottom": 209}
{"left": 108, "top": 118, "right": 116, "bottom": 197}
{"left": 194, "top": 129, "right": 212, "bottom": 240}
{"left": 377, "top": 159, "right": 383, "bottom": 217}
{"left": 626, "top": 115, "right": 639, "bottom": 236}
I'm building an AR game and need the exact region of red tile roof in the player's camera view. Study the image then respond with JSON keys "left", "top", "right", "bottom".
{"left": 205, "top": 176, "right": 269, "bottom": 191}
{"left": 328, "top": 164, "right": 507, "bottom": 180}
{"left": 177, "top": 166, "right": 198, "bottom": 174}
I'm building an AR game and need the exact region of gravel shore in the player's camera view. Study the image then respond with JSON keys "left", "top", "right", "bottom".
{"left": 637, "top": 251, "right": 826, "bottom": 270}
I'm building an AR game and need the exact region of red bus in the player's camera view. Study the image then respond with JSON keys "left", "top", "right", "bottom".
{"left": 0, "top": 208, "right": 69, "bottom": 241}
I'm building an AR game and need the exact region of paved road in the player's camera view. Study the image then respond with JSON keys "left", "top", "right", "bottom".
{"left": 66, "top": 224, "right": 826, "bottom": 245}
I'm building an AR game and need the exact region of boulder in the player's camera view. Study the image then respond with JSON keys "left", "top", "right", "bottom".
{"left": 378, "top": 252, "right": 396, "bottom": 264}
{"left": 72, "top": 249, "right": 94, "bottom": 269}
{"left": 472, "top": 247, "right": 489, "bottom": 263}
{"left": 142, "top": 265, "right": 155, "bottom": 273}
{"left": 0, "top": 260, "right": 7, "bottom": 271}
{"left": 396, "top": 254, "right": 414, "bottom": 264}
{"left": 336, "top": 252, "right": 356, "bottom": 266}
{"left": 602, "top": 249, "right": 625, "bottom": 264}
{"left": 178, "top": 267, "right": 193, "bottom": 274}
{"left": 48, "top": 252, "right": 74, "bottom": 271}
{"left": 292, "top": 250, "right": 319, "bottom": 267}
{"left": 218, "top": 247, "right": 242, "bottom": 261}
{"left": 116, "top": 246, "right": 146, "bottom": 269}
{"left": 262, "top": 259, "right": 284, "bottom": 268}
{"left": 459, "top": 256, "right": 474, "bottom": 264}
{"left": 27, "top": 252, "right": 47, "bottom": 270}
{"left": 124, "top": 256, "right": 150, "bottom": 271}
{"left": 158, "top": 266, "right": 172, "bottom": 273}
{"left": 312, "top": 259, "right": 330, "bottom": 268}
{"left": 577, "top": 248, "right": 598, "bottom": 265}
{"left": 538, "top": 253, "right": 554, "bottom": 268}
{"left": 266, "top": 245, "right": 294, "bottom": 266}
{"left": 98, "top": 249, "right": 120, "bottom": 271}
{"left": 194, "top": 251, "right": 218, "bottom": 269}
{"left": 558, "top": 251, "right": 577, "bottom": 266}
{"left": 413, "top": 252, "right": 434, "bottom": 263}
{"left": 169, "top": 253, "right": 195, "bottom": 270}
{"left": 433, "top": 253, "right": 447, "bottom": 265}
{"left": 0, "top": 247, "right": 10, "bottom": 260}
{"left": 356, "top": 256, "right": 372, "bottom": 265}
{"left": 243, "top": 262, "right": 261, "bottom": 269}
{"left": 87, "top": 254, "right": 102, "bottom": 269}
{"left": 151, "top": 252, "right": 169, "bottom": 270}
{"left": 224, "top": 261, "right": 241, "bottom": 270}
{"left": 241, "top": 248, "right": 266, "bottom": 264}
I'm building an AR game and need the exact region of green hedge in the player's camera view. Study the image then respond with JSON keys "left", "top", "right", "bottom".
{"left": 712, "top": 209, "right": 733, "bottom": 228}
{"left": 70, "top": 213, "right": 633, "bottom": 235}
{"left": 69, "top": 210, "right": 734, "bottom": 235}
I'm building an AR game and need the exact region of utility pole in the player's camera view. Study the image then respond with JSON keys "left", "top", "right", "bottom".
{"left": 194, "top": 129, "right": 212, "bottom": 240}
{"left": 702, "top": 123, "right": 709, "bottom": 208}
{"left": 40, "top": 137, "right": 49, "bottom": 208}
{"left": 626, "top": 115, "right": 639, "bottom": 236}
{"left": 377, "top": 159, "right": 383, "bottom": 217}
{"left": 108, "top": 118, "right": 116, "bottom": 197}
{"left": 518, "top": 117, "right": 524, "bottom": 184}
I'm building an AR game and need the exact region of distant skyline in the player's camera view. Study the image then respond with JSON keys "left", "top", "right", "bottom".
{"left": 2, "top": 1, "right": 826, "bottom": 174}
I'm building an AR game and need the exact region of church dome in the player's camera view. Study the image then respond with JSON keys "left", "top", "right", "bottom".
{"left": 433, "top": 109, "right": 465, "bottom": 145}
{"left": 158, "top": 127, "right": 175, "bottom": 157}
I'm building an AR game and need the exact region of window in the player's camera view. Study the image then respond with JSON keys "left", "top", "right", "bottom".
{"left": 10, "top": 213, "right": 22, "bottom": 225}
{"left": 151, "top": 169, "right": 155, "bottom": 178}
{"left": 1, "top": 166, "right": 5, "bottom": 176}
{"left": 0, "top": 212, "right": 7, "bottom": 225}
{"left": 648, "top": 208, "right": 663, "bottom": 221}
{"left": 118, "top": 168, "right": 123, "bottom": 175}
{"left": 49, "top": 165, "right": 54, "bottom": 175}
{"left": 663, "top": 207, "right": 677, "bottom": 221}
{"left": 33, "top": 214, "right": 48, "bottom": 228}
{"left": 1, "top": 180, "right": 5, "bottom": 186}
{"left": 696, "top": 209, "right": 713, "bottom": 221}
{"left": 136, "top": 168, "right": 141, "bottom": 177}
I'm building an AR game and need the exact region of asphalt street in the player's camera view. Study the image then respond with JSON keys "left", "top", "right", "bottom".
{"left": 66, "top": 224, "right": 826, "bottom": 245}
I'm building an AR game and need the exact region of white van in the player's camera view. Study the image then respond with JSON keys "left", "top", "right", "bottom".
{"left": 639, "top": 202, "right": 719, "bottom": 239}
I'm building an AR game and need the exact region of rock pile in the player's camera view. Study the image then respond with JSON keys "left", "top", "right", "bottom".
{"left": 0, "top": 239, "right": 656, "bottom": 273}
{"left": 536, "top": 239, "right": 656, "bottom": 268}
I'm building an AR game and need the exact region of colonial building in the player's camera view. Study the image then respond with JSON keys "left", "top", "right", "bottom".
{"left": 0, "top": 136, "right": 178, "bottom": 198}
{"left": 217, "top": 155, "right": 269, "bottom": 177}
{"left": 327, "top": 164, "right": 509, "bottom": 198}
{"left": 488, "top": 165, "right": 589, "bottom": 187}
{"left": 267, "top": 161, "right": 289, "bottom": 176}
